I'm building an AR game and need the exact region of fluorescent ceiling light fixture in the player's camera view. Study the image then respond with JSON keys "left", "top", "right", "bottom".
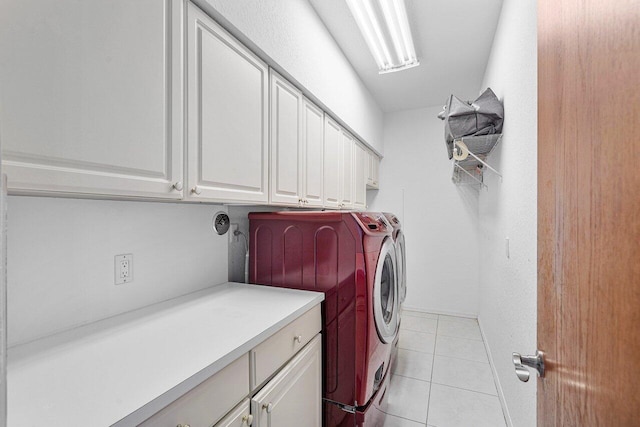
{"left": 346, "top": 0, "right": 419, "bottom": 74}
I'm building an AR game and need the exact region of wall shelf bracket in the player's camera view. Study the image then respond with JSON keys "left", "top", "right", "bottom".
{"left": 451, "top": 134, "right": 502, "bottom": 190}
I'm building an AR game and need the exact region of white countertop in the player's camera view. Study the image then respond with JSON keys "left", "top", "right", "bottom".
{"left": 7, "top": 282, "right": 324, "bottom": 426}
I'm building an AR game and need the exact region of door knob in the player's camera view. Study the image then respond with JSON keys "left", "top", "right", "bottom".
{"left": 242, "top": 414, "right": 254, "bottom": 425}
{"left": 512, "top": 350, "right": 545, "bottom": 382}
{"left": 263, "top": 402, "right": 273, "bottom": 413}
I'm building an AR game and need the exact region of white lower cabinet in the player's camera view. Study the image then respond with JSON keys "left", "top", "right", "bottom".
{"left": 251, "top": 335, "right": 322, "bottom": 427}
{"left": 140, "top": 353, "right": 249, "bottom": 427}
{"left": 140, "top": 305, "right": 321, "bottom": 427}
{"left": 215, "top": 399, "right": 253, "bottom": 427}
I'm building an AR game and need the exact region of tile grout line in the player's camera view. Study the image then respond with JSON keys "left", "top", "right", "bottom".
{"left": 424, "top": 315, "right": 438, "bottom": 426}
{"left": 428, "top": 352, "right": 490, "bottom": 364}
{"left": 429, "top": 380, "right": 499, "bottom": 398}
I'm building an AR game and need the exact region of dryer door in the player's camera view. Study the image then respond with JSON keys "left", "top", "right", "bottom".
{"left": 396, "top": 231, "right": 407, "bottom": 304}
{"left": 373, "top": 238, "right": 399, "bottom": 343}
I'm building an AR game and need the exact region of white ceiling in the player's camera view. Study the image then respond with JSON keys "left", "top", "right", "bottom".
{"left": 308, "top": 0, "right": 504, "bottom": 113}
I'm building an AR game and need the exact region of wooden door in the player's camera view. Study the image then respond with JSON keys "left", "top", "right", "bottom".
{"left": 270, "top": 72, "right": 302, "bottom": 206}
{"left": 538, "top": 0, "right": 640, "bottom": 425}
{"left": 0, "top": 0, "right": 184, "bottom": 199}
{"left": 186, "top": 3, "right": 268, "bottom": 203}
{"left": 301, "top": 99, "right": 324, "bottom": 207}
{"left": 323, "top": 117, "right": 341, "bottom": 208}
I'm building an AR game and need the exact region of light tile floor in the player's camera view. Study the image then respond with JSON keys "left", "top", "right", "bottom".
{"left": 383, "top": 310, "right": 507, "bottom": 427}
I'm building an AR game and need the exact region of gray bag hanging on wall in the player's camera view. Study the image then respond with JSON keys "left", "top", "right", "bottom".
{"left": 438, "top": 88, "right": 504, "bottom": 159}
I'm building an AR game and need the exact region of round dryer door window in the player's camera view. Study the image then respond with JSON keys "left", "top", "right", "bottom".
{"left": 373, "top": 238, "right": 399, "bottom": 343}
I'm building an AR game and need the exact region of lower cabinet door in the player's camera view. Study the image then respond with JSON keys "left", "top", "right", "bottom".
{"left": 251, "top": 334, "right": 322, "bottom": 427}
{"left": 215, "top": 399, "right": 253, "bottom": 427}
{"left": 139, "top": 354, "right": 249, "bottom": 427}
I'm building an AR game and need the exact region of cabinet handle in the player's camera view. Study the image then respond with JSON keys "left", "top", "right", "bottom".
{"left": 177, "top": 424, "right": 190, "bottom": 427}
{"left": 242, "top": 414, "right": 254, "bottom": 425}
{"left": 263, "top": 402, "right": 273, "bottom": 413}
{"left": 294, "top": 335, "right": 302, "bottom": 343}
{"left": 172, "top": 181, "right": 183, "bottom": 191}
{"left": 191, "top": 186, "right": 202, "bottom": 195}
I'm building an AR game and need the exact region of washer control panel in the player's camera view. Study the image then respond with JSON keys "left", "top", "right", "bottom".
{"left": 352, "top": 212, "right": 392, "bottom": 234}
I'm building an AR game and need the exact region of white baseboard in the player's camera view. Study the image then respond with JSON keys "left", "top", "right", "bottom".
{"left": 477, "top": 316, "right": 513, "bottom": 427}
{"left": 401, "top": 304, "right": 477, "bottom": 319}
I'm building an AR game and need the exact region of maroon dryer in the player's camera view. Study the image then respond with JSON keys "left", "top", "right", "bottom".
{"left": 249, "top": 211, "right": 401, "bottom": 427}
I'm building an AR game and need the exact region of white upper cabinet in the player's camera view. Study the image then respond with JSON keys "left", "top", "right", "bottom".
{"left": 353, "top": 142, "right": 367, "bottom": 211}
{"left": 270, "top": 72, "right": 302, "bottom": 206}
{"left": 339, "top": 130, "right": 355, "bottom": 209}
{"left": 0, "top": 0, "right": 184, "bottom": 199}
{"left": 186, "top": 3, "right": 269, "bottom": 203}
{"left": 323, "top": 117, "right": 341, "bottom": 208}
{"left": 366, "top": 149, "right": 380, "bottom": 190}
{"left": 269, "top": 73, "right": 324, "bottom": 208}
{"left": 301, "top": 99, "right": 325, "bottom": 207}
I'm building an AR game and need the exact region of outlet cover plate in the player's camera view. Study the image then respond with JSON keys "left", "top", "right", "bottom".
{"left": 115, "top": 254, "right": 133, "bottom": 285}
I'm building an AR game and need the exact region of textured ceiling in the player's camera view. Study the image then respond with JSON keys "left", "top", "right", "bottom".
{"left": 308, "top": 0, "right": 504, "bottom": 112}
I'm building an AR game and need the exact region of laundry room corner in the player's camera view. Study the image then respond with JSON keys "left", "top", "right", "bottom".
{"left": 368, "top": 106, "right": 481, "bottom": 318}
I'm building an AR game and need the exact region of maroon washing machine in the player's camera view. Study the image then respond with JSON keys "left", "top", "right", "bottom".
{"left": 249, "top": 211, "right": 401, "bottom": 427}
{"left": 382, "top": 213, "right": 406, "bottom": 369}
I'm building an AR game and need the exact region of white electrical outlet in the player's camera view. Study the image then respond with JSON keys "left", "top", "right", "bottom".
{"left": 115, "top": 254, "right": 133, "bottom": 285}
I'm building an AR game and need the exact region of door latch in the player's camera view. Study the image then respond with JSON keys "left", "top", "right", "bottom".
{"left": 512, "top": 350, "right": 545, "bottom": 382}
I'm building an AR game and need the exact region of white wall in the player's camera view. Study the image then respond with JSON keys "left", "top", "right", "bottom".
{"left": 7, "top": 197, "right": 228, "bottom": 347}
{"left": 194, "top": 0, "right": 384, "bottom": 154}
{"left": 477, "top": 0, "right": 538, "bottom": 425}
{"left": 368, "top": 106, "right": 480, "bottom": 317}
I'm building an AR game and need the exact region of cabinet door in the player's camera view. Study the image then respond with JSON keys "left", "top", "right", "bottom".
{"left": 353, "top": 142, "right": 367, "bottom": 211}
{"left": 251, "top": 335, "right": 322, "bottom": 427}
{"left": 339, "top": 131, "right": 355, "bottom": 209}
{"left": 323, "top": 117, "right": 341, "bottom": 208}
{"left": 270, "top": 72, "right": 302, "bottom": 206}
{"left": 301, "top": 99, "right": 324, "bottom": 207}
{"left": 0, "top": 0, "right": 184, "bottom": 199}
{"left": 140, "top": 353, "right": 249, "bottom": 427}
{"left": 366, "top": 150, "right": 380, "bottom": 190}
{"left": 215, "top": 399, "right": 253, "bottom": 427}
{"left": 186, "top": 3, "right": 268, "bottom": 203}
{"left": 366, "top": 150, "right": 374, "bottom": 187}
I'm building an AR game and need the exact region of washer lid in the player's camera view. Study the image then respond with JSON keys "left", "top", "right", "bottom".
{"left": 373, "top": 238, "right": 399, "bottom": 343}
